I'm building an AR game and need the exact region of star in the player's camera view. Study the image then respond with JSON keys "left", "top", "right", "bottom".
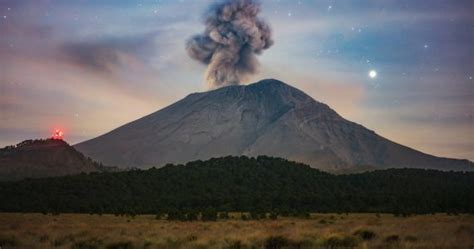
{"left": 424, "top": 44, "right": 429, "bottom": 49}
{"left": 287, "top": 12, "right": 292, "bottom": 17}
{"left": 369, "top": 70, "right": 377, "bottom": 79}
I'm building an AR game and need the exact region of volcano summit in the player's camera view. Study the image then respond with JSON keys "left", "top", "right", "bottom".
{"left": 75, "top": 79, "right": 472, "bottom": 172}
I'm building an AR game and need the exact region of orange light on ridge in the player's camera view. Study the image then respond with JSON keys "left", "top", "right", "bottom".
{"left": 52, "top": 129, "right": 64, "bottom": 140}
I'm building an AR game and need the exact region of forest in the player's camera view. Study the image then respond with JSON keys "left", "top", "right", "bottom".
{"left": 1, "top": 156, "right": 473, "bottom": 217}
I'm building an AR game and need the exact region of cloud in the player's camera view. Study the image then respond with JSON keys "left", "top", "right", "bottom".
{"left": 58, "top": 32, "right": 159, "bottom": 74}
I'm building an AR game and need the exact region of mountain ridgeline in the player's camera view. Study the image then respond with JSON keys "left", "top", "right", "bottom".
{"left": 1, "top": 156, "right": 473, "bottom": 215}
{"left": 0, "top": 139, "right": 114, "bottom": 181}
{"left": 75, "top": 79, "right": 473, "bottom": 172}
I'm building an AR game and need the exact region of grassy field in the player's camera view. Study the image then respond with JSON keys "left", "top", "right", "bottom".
{"left": 0, "top": 213, "right": 473, "bottom": 249}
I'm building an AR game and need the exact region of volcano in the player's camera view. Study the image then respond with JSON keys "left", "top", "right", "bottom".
{"left": 75, "top": 79, "right": 472, "bottom": 172}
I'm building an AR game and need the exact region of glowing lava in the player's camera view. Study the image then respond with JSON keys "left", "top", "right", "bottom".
{"left": 52, "top": 129, "right": 64, "bottom": 140}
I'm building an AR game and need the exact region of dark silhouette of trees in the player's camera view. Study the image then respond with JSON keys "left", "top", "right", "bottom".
{"left": 0, "top": 156, "right": 473, "bottom": 216}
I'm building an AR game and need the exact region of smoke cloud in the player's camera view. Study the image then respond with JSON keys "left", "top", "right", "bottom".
{"left": 186, "top": 0, "right": 273, "bottom": 88}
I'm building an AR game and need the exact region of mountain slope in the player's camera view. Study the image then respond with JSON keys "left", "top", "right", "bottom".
{"left": 0, "top": 139, "right": 111, "bottom": 181}
{"left": 75, "top": 79, "right": 473, "bottom": 171}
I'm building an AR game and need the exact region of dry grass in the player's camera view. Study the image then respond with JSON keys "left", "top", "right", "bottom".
{"left": 0, "top": 213, "right": 473, "bottom": 248}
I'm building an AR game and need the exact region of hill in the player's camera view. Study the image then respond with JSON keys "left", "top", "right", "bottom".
{"left": 74, "top": 79, "right": 473, "bottom": 172}
{"left": 0, "top": 139, "right": 114, "bottom": 181}
{"left": 1, "top": 156, "right": 473, "bottom": 214}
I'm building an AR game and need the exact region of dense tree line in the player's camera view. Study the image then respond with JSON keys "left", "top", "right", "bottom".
{"left": 0, "top": 156, "right": 473, "bottom": 215}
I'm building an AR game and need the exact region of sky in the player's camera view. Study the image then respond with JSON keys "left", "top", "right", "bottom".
{"left": 0, "top": 0, "right": 473, "bottom": 160}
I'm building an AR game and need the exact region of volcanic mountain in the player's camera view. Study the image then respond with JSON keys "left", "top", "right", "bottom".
{"left": 75, "top": 79, "right": 472, "bottom": 172}
{"left": 0, "top": 139, "right": 113, "bottom": 181}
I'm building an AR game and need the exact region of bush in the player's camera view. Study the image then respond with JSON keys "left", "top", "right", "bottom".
{"left": 249, "top": 211, "right": 261, "bottom": 220}
{"left": 225, "top": 239, "right": 243, "bottom": 249}
{"left": 384, "top": 235, "right": 400, "bottom": 243}
{"left": 292, "top": 211, "right": 310, "bottom": 219}
{"left": 106, "top": 241, "right": 134, "bottom": 249}
{"left": 155, "top": 213, "right": 163, "bottom": 220}
{"left": 201, "top": 209, "right": 217, "bottom": 221}
{"left": 167, "top": 210, "right": 186, "bottom": 221}
{"left": 219, "top": 212, "right": 230, "bottom": 220}
{"left": 72, "top": 239, "right": 102, "bottom": 249}
{"left": 322, "top": 235, "right": 358, "bottom": 248}
{"left": 269, "top": 212, "right": 278, "bottom": 220}
{"left": 39, "top": 234, "right": 49, "bottom": 242}
{"left": 405, "top": 235, "right": 417, "bottom": 242}
{"left": 264, "top": 235, "right": 290, "bottom": 249}
{"left": 0, "top": 234, "right": 19, "bottom": 246}
{"left": 353, "top": 229, "right": 376, "bottom": 240}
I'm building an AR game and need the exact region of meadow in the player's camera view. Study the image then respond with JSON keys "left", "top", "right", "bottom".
{"left": 0, "top": 213, "right": 473, "bottom": 249}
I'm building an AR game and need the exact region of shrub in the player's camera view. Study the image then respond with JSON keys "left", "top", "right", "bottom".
{"left": 225, "top": 239, "right": 243, "bottom": 249}
{"left": 186, "top": 235, "right": 197, "bottom": 242}
{"left": 201, "top": 209, "right": 218, "bottom": 221}
{"left": 294, "top": 211, "right": 310, "bottom": 219}
{"left": 142, "top": 241, "right": 153, "bottom": 249}
{"left": 167, "top": 210, "right": 186, "bottom": 221}
{"left": 72, "top": 238, "right": 102, "bottom": 249}
{"left": 39, "top": 234, "right": 49, "bottom": 242}
{"left": 280, "top": 210, "right": 290, "bottom": 217}
{"left": 456, "top": 224, "right": 474, "bottom": 235}
{"left": 106, "top": 241, "right": 134, "bottom": 249}
{"left": 405, "top": 235, "right": 417, "bottom": 242}
{"left": 384, "top": 235, "right": 400, "bottom": 243}
{"left": 0, "top": 234, "right": 19, "bottom": 246}
{"left": 161, "top": 237, "right": 186, "bottom": 248}
{"left": 186, "top": 211, "right": 198, "bottom": 221}
{"left": 219, "top": 212, "right": 230, "bottom": 220}
{"left": 264, "top": 235, "right": 290, "bottom": 249}
{"left": 322, "top": 235, "right": 358, "bottom": 248}
{"left": 249, "top": 211, "right": 261, "bottom": 220}
{"left": 269, "top": 212, "right": 278, "bottom": 220}
{"left": 353, "top": 229, "right": 376, "bottom": 240}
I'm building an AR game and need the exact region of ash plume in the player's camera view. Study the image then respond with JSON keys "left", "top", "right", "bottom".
{"left": 186, "top": 0, "right": 273, "bottom": 88}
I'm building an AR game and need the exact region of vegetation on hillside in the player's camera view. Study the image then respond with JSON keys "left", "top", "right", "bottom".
{"left": 0, "top": 156, "right": 473, "bottom": 215}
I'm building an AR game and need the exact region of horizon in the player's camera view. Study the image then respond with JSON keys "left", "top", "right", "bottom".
{"left": 1, "top": 0, "right": 473, "bottom": 160}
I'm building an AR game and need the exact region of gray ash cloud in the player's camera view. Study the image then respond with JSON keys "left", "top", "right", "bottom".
{"left": 186, "top": 0, "right": 273, "bottom": 88}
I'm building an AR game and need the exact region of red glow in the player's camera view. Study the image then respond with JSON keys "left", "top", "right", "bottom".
{"left": 52, "top": 129, "right": 64, "bottom": 140}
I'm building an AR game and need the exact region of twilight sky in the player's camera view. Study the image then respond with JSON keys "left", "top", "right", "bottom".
{"left": 0, "top": 0, "right": 473, "bottom": 160}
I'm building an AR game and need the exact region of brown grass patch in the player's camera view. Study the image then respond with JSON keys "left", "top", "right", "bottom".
{"left": 0, "top": 213, "right": 472, "bottom": 248}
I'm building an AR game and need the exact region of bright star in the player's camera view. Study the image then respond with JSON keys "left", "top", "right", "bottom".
{"left": 369, "top": 70, "right": 377, "bottom": 79}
